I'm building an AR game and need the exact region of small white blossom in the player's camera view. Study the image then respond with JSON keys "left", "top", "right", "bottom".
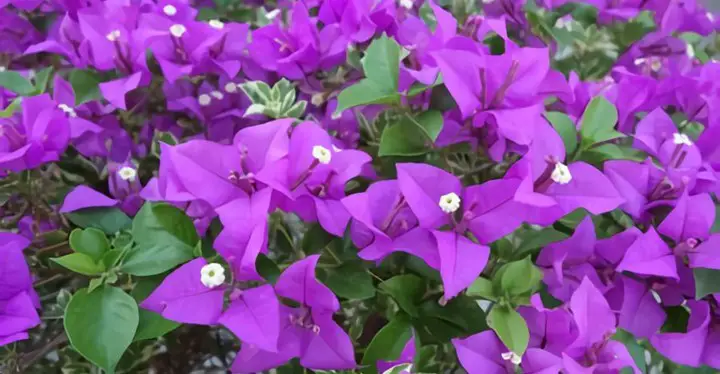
{"left": 673, "top": 133, "right": 693, "bottom": 146}
{"left": 198, "top": 94, "right": 212, "bottom": 106}
{"left": 551, "top": 162, "right": 572, "bottom": 184}
{"left": 210, "top": 90, "right": 224, "bottom": 100}
{"left": 200, "top": 263, "right": 225, "bottom": 288}
{"left": 650, "top": 59, "right": 662, "bottom": 72}
{"left": 398, "top": 0, "right": 413, "bottom": 9}
{"left": 57, "top": 103, "right": 77, "bottom": 118}
{"left": 208, "top": 19, "right": 224, "bottom": 29}
{"left": 117, "top": 166, "right": 137, "bottom": 182}
{"left": 169, "top": 24, "right": 187, "bottom": 37}
{"left": 224, "top": 82, "right": 237, "bottom": 93}
{"left": 438, "top": 192, "right": 461, "bottom": 214}
{"left": 311, "top": 93, "right": 325, "bottom": 106}
{"left": 312, "top": 145, "right": 332, "bottom": 164}
{"left": 163, "top": 4, "right": 177, "bottom": 16}
{"left": 266, "top": 9, "right": 281, "bottom": 20}
{"left": 501, "top": 352, "right": 522, "bottom": 365}
{"left": 0, "top": 66, "right": 6, "bottom": 72}
{"left": 106, "top": 30, "right": 121, "bottom": 42}
{"left": 687, "top": 44, "right": 695, "bottom": 58}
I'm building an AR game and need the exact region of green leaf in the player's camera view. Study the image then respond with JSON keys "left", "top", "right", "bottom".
{"left": 419, "top": 295, "right": 487, "bottom": 334}
{"left": 382, "top": 363, "right": 413, "bottom": 374}
{"left": 487, "top": 305, "right": 530, "bottom": 355}
{"left": 694, "top": 267, "right": 720, "bottom": 299}
{"left": 131, "top": 277, "right": 180, "bottom": 341}
{"left": 378, "top": 113, "right": 441, "bottom": 157}
{"left": 335, "top": 35, "right": 404, "bottom": 114}
{"left": 302, "top": 224, "right": 334, "bottom": 255}
{"left": 582, "top": 143, "right": 646, "bottom": 164}
{"left": 361, "top": 314, "right": 413, "bottom": 374}
{"left": 362, "top": 34, "right": 401, "bottom": 91}
{"left": 69, "top": 228, "right": 110, "bottom": 262}
{"left": 256, "top": 253, "right": 281, "bottom": 284}
{"left": 379, "top": 274, "right": 425, "bottom": 317}
{"left": 0, "top": 97, "right": 22, "bottom": 118}
{"left": 466, "top": 277, "right": 496, "bottom": 300}
{"left": 495, "top": 256, "right": 543, "bottom": 299}
{"left": 51, "top": 253, "right": 105, "bottom": 276}
{"left": 33, "top": 67, "right": 53, "bottom": 94}
{"left": 68, "top": 70, "right": 102, "bottom": 105}
{"left": 412, "top": 111, "right": 444, "bottom": 141}
{"left": 66, "top": 207, "right": 132, "bottom": 235}
{"left": 64, "top": 286, "right": 139, "bottom": 373}
{"left": 613, "top": 329, "right": 647, "bottom": 374}
{"left": 579, "top": 96, "right": 622, "bottom": 149}
{"left": 122, "top": 203, "right": 199, "bottom": 276}
{"left": 319, "top": 262, "right": 376, "bottom": 300}
{"left": 0, "top": 71, "right": 35, "bottom": 96}
{"left": 514, "top": 226, "right": 568, "bottom": 258}
{"left": 88, "top": 277, "right": 104, "bottom": 292}
{"left": 545, "top": 111, "right": 578, "bottom": 155}
{"left": 336, "top": 80, "right": 401, "bottom": 114}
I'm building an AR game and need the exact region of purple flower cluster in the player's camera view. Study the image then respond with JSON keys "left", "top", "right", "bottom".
{"left": 2, "top": 0, "right": 720, "bottom": 372}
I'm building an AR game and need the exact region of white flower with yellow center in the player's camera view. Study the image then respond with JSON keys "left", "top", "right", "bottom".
{"left": 200, "top": 263, "right": 225, "bottom": 288}
{"left": 209, "top": 19, "right": 224, "bottom": 29}
{"left": 312, "top": 145, "right": 332, "bottom": 164}
{"left": 439, "top": 192, "right": 461, "bottom": 214}
{"left": 169, "top": 24, "right": 186, "bottom": 37}
{"left": 198, "top": 94, "right": 212, "bottom": 106}
{"left": 224, "top": 82, "right": 237, "bottom": 93}
{"left": 163, "top": 4, "right": 177, "bottom": 16}
{"left": 551, "top": 162, "right": 572, "bottom": 184}
{"left": 117, "top": 166, "right": 137, "bottom": 182}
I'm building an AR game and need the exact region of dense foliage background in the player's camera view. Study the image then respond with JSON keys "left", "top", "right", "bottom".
{"left": 1, "top": 0, "right": 720, "bottom": 373}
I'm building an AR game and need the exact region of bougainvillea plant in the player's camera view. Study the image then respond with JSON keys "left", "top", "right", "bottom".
{"left": 1, "top": 0, "right": 720, "bottom": 373}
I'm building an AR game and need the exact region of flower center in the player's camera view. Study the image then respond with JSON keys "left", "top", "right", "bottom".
{"left": 439, "top": 192, "right": 461, "bottom": 214}
{"left": 163, "top": 4, "right": 177, "bottom": 15}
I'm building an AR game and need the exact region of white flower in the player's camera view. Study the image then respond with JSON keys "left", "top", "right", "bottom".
{"left": 210, "top": 90, "right": 224, "bottom": 100}
{"left": 551, "top": 162, "right": 572, "bottom": 184}
{"left": 650, "top": 59, "right": 662, "bottom": 72}
{"left": 0, "top": 66, "right": 6, "bottom": 72}
{"left": 312, "top": 145, "right": 332, "bottom": 164}
{"left": 224, "top": 82, "right": 237, "bottom": 93}
{"left": 198, "top": 94, "right": 212, "bottom": 106}
{"left": 117, "top": 166, "right": 137, "bottom": 182}
{"left": 687, "top": 44, "right": 695, "bottom": 58}
{"left": 163, "top": 4, "right": 177, "bottom": 16}
{"left": 106, "top": 30, "right": 121, "bottom": 42}
{"left": 673, "top": 133, "right": 693, "bottom": 146}
{"left": 438, "top": 192, "right": 461, "bottom": 214}
{"left": 200, "top": 263, "right": 225, "bottom": 288}
{"left": 311, "top": 93, "right": 325, "bottom": 106}
{"left": 398, "top": 0, "right": 413, "bottom": 9}
{"left": 208, "top": 19, "right": 224, "bottom": 29}
{"left": 501, "top": 352, "right": 522, "bottom": 365}
{"left": 266, "top": 9, "right": 281, "bottom": 20}
{"left": 169, "top": 24, "right": 187, "bottom": 37}
{"left": 57, "top": 103, "right": 77, "bottom": 118}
